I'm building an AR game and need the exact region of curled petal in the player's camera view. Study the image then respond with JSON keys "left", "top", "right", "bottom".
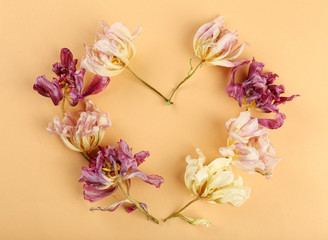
{"left": 125, "top": 202, "right": 148, "bottom": 213}
{"left": 83, "top": 184, "right": 117, "bottom": 202}
{"left": 47, "top": 100, "right": 110, "bottom": 152}
{"left": 69, "top": 88, "right": 83, "bottom": 107}
{"left": 258, "top": 112, "right": 286, "bottom": 129}
{"left": 226, "top": 59, "right": 299, "bottom": 128}
{"left": 82, "top": 75, "right": 110, "bottom": 97}
{"left": 52, "top": 48, "right": 77, "bottom": 78}
{"left": 127, "top": 170, "right": 164, "bottom": 188}
{"left": 80, "top": 166, "right": 109, "bottom": 185}
{"left": 90, "top": 199, "right": 133, "bottom": 212}
{"left": 175, "top": 214, "right": 213, "bottom": 227}
{"left": 72, "top": 69, "right": 86, "bottom": 94}
{"left": 82, "top": 21, "right": 140, "bottom": 76}
{"left": 33, "top": 76, "right": 63, "bottom": 105}
{"left": 213, "top": 177, "right": 250, "bottom": 206}
{"left": 134, "top": 151, "right": 150, "bottom": 166}
{"left": 193, "top": 16, "right": 246, "bottom": 67}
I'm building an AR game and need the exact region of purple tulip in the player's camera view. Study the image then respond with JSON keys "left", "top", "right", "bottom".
{"left": 79, "top": 140, "right": 164, "bottom": 203}
{"left": 33, "top": 48, "right": 110, "bottom": 106}
{"left": 33, "top": 75, "right": 63, "bottom": 105}
{"left": 226, "top": 59, "right": 299, "bottom": 129}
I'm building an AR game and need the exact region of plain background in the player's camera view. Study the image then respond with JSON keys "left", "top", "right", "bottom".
{"left": 1, "top": 0, "right": 327, "bottom": 239}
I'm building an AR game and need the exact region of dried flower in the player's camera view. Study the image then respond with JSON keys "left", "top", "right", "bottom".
{"left": 47, "top": 100, "right": 111, "bottom": 152}
{"left": 33, "top": 76, "right": 63, "bottom": 105}
{"left": 79, "top": 139, "right": 164, "bottom": 203}
{"left": 221, "top": 111, "right": 281, "bottom": 178}
{"left": 225, "top": 111, "right": 267, "bottom": 145}
{"left": 226, "top": 59, "right": 299, "bottom": 129}
{"left": 193, "top": 16, "right": 246, "bottom": 67}
{"left": 33, "top": 48, "right": 110, "bottom": 106}
{"left": 185, "top": 148, "right": 250, "bottom": 206}
{"left": 81, "top": 21, "right": 141, "bottom": 77}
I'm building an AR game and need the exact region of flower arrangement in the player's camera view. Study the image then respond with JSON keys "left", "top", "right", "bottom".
{"left": 33, "top": 16, "right": 298, "bottom": 226}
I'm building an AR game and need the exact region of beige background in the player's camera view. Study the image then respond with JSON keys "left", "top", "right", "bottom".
{"left": 1, "top": 0, "right": 327, "bottom": 239}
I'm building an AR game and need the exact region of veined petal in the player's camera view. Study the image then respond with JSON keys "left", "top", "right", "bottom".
{"left": 125, "top": 202, "right": 148, "bottom": 213}
{"left": 90, "top": 199, "right": 132, "bottom": 212}
{"left": 127, "top": 170, "right": 164, "bottom": 188}
{"left": 213, "top": 178, "right": 250, "bottom": 206}
{"left": 83, "top": 184, "right": 117, "bottom": 202}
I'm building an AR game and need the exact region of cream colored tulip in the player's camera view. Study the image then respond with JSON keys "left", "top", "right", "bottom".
{"left": 81, "top": 21, "right": 141, "bottom": 77}
{"left": 185, "top": 148, "right": 250, "bottom": 206}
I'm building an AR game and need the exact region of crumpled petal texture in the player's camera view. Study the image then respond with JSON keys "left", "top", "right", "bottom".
{"left": 79, "top": 139, "right": 164, "bottom": 202}
{"left": 47, "top": 99, "right": 111, "bottom": 152}
{"left": 33, "top": 48, "right": 110, "bottom": 106}
{"left": 221, "top": 111, "right": 281, "bottom": 178}
{"left": 184, "top": 148, "right": 250, "bottom": 206}
{"left": 226, "top": 59, "right": 299, "bottom": 129}
{"left": 81, "top": 21, "right": 141, "bottom": 76}
{"left": 193, "top": 16, "right": 246, "bottom": 67}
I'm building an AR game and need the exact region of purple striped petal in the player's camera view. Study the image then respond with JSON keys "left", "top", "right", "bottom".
{"left": 83, "top": 184, "right": 117, "bottom": 202}
{"left": 127, "top": 170, "right": 164, "bottom": 188}
{"left": 90, "top": 199, "right": 132, "bottom": 212}
{"left": 125, "top": 202, "right": 148, "bottom": 213}
{"left": 79, "top": 166, "right": 109, "bottom": 185}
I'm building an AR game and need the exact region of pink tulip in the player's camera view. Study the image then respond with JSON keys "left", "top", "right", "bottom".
{"left": 47, "top": 100, "right": 111, "bottom": 152}
{"left": 193, "top": 16, "right": 246, "bottom": 67}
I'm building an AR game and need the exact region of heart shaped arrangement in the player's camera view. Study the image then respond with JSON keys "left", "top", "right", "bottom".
{"left": 33, "top": 16, "right": 299, "bottom": 226}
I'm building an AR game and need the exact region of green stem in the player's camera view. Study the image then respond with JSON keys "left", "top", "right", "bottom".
{"left": 118, "top": 182, "right": 160, "bottom": 224}
{"left": 81, "top": 152, "right": 90, "bottom": 162}
{"left": 163, "top": 196, "right": 201, "bottom": 222}
{"left": 61, "top": 96, "right": 66, "bottom": 117}
{"left": 168, "top": 60, "right": 203, "bottom": 103}
{"left": 126, "top": 66, "right": 172, "bottom": 104}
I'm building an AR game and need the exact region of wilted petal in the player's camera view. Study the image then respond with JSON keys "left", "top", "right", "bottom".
{"left": 125, "top": 202, "right": 148, "bottom": 213}
{"left": 47, "top": 100, "right": 111, "bottom": 152}
{"left": 127, "top": 170, "right": 164, "bottom": 188}
{"left": 213, "top": 177, "right": 250, "bottom": 206}
{"left": 177, "top": 214, "right": 213, "bottom": 227}
{"left": 226, "top": 59, "right": 299, "bottom": 128}
{"left": 90, "top": 199, "right": 133, "bottom": 212}
{"left": 226, "top": 111, "right": 267, "bottom": 145}
{"left": 184, "top": 148, "right": 250, "bottom": 205}
{"left": 82, "top": 21, "right": 140, "bottom": 76}
{"left": 134, "top": 150, "right": 150, "bottom": 166}
{"left": 258, "top": 112, "right": 286, "bottom": 129}
{"left": 83, "top": 184, "right": 117, "bottom": 202}
{"left": 80, "top": 166, "right": 109, "bottom": 185}
{"left": 82, "top": 75, "right": 110, "bottom": 97}
{"left": 33, "top": 75, "right": 63, "bottom": 105}
{"left": 52, "top": 48, "right": 77, "bottom": 78}
{"left": 193, "top": 16, "right": 246, "bottom": 67}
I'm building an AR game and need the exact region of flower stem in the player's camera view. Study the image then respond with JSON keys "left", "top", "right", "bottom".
{"left": 168, "top": 60, "right": 203, "bottom": 103}
{"left": 61, "top": 97, "right": 66, "bottom": 116}
{"left": 118, "top": 182, "right": 160, "bottom": 224}
{"left": 126, "top": 66, "right": 172, "bottom": 104}
{"left": 163, "top": 196, "right": 201, "bottom": 222}
{"left": 81, "top": 152, "right": 90, "bottom": 162}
